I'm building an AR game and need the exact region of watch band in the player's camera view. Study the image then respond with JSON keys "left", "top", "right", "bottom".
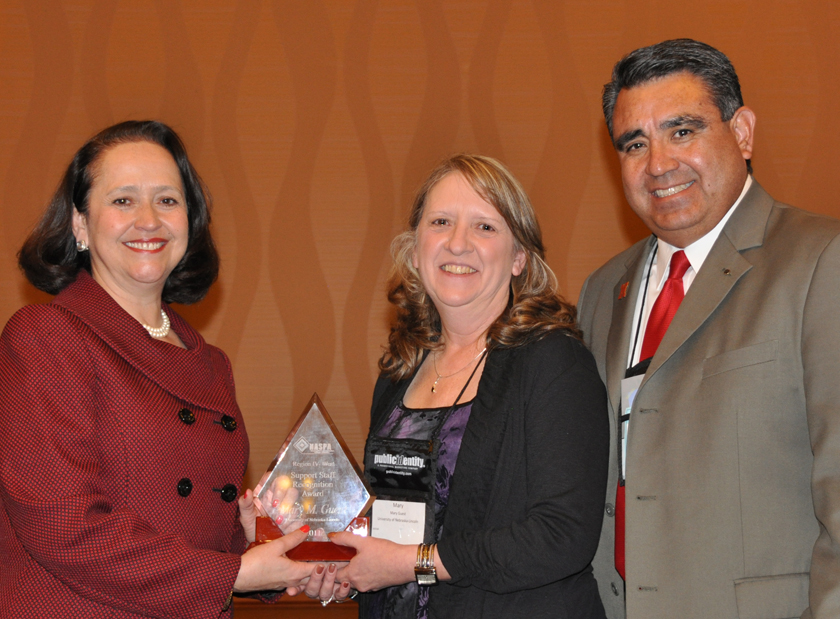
{"left": 415, "top": 543, "right": 438, "bottom": 586}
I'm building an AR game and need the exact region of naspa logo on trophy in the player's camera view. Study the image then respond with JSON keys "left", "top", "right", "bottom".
{"left": 294, "top": 436, "right": 334, "bottom": 455}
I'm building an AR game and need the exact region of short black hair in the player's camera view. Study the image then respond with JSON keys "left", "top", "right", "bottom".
{"left": 603, "top": 38, "right": 745, "bottom": 134}
{"left": 19, "top": 120, "right": 219, "bottom": 304}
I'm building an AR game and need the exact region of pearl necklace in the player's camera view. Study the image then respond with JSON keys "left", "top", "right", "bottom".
{"left": 431, "top": 347, "right": 487, "bottom": 393}
{"left": 142, "top": 309, "right": 171, "bottom": 339}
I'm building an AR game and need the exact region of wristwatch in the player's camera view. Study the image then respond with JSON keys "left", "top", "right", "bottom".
{"left": 415, "top": 543, "right": 438, "bottom": 586}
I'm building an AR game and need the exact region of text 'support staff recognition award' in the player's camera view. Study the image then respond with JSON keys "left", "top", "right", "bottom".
{"left": 250, "top": 394, "right": 374, "bottom": 561}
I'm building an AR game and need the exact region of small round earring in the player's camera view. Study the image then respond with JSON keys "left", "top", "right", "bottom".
{"left": 76, "top": 239, "right": 88, "bottom": 252}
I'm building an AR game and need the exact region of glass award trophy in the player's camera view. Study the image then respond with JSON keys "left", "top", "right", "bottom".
{"left": 250, "top": 394, "right": 375, "bottom": 561}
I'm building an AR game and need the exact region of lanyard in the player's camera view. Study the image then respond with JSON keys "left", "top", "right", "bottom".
{"left": 365, "top": 349, "right": 488, "bottom": 556}
{"left": 385, "top": 348, "right": 488, "bottom": 441}
{"left": 629, "top": 243, "right": 658, "bottom": 368}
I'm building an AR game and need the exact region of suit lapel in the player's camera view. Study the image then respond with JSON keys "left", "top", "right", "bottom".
{"left": 641, "top": 180, "right": 774, "bottom": 384}
{"left": 642, "top": 238, "right": 751, "bottom": 382}
{"left": 605, "top": 238, "right": 655, "bottom": 413}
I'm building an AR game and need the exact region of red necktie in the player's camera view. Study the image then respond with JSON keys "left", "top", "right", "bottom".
{"left": 616, "top": 249, "right": 690, "bottom": 580}
{"left": 640, "top": 250, "right": 691, "bottom": 361}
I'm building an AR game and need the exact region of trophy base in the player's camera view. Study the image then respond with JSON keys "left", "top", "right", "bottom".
{"left": 286, "top": 540, "right": 357, "bottom": 561}
{"left": 247, "top": 516, "right": 367, "bottom": 562}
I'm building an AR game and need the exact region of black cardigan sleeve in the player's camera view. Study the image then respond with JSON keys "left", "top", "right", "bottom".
{"left": 435, "top": 334, "right": 609, "bottom": 592}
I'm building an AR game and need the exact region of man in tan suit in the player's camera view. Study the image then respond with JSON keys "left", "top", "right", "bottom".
{"left": 578, "top": 39, "right": 840, "bottom": 619}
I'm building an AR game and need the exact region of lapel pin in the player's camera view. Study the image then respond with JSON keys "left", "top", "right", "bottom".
{"left": 618, "top": 282, "right": 629, "bottom": 300}
{"left": 722, "top": 268, "right": 731, "bottom": 276}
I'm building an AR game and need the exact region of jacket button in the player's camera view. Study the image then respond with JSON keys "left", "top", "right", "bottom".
{"left": 178, "top": 408, "right": 195, "bottom": 425}
{"left": 605, "top": 503, "right": 615, "bottom": 517}
{"left": 220, "top": 415, "right": 238, "bottom": 432}
{"left": 177, "top": 478, "right": 193, "bottom": 497}
{"left": 611, "top": 582, "right": 619, "bottom": 596}
{"left": 216, "top": 483, "right": 238, "bottom": 503}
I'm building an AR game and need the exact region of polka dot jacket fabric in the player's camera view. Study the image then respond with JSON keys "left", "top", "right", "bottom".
{"left": 0, "top": 271, "right": 249, "bottom": 618}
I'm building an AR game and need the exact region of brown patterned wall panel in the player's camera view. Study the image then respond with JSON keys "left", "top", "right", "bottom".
{"left": 799, "top": 1, "right": 840, "bottom": 218}
{"left": 269, "top": 0, "right": 338, "bottom": 424}
{"left": 1, "top": 0, "right": 839, "bottom": 479}
{"left": 2, "top": 0, "right": 73, "bottom": 313}
{"left": 209, "top": 0, "right": 263, "bottom": 363}
{"left": 343, "top": 0, "right": 401, "bottom": 430}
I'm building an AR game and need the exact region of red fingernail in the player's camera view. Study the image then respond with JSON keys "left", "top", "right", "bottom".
{"left": 316, "top": 565, "right": 325, "bottom": 574}
{"left": 342, "top": 582, "right": 350, "bottom": 588}
{"left": 276, "top": 515, "right": 284, "bottom": 524}
{"left": 329, "top": 564, "right": 336, "bottom": 573}
{"left": 299, "top": 525, "right": 310, "bottom": 533}
{"left": 272, "top": 499, "right": 279, "bottom": 507}
{"left": 327, "top": 532, "right": 337, "bottom": 539}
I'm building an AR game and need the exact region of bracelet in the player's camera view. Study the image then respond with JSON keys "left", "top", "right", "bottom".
{"left": 222, "top": 590, "right": 234, "bottom": 612}
{"left": 414, "top": 543, "right": 437, "bottom": 586}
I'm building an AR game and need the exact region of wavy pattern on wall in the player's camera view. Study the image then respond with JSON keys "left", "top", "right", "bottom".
{"left": 800, "top": 5, "right": 840, "bottom": 218}
{"left": 0, "top": 0, "right": 839, "bottom": 464}
{"left": 156, "top": 0, "right": 205, "bottom": 156}
{"left": 530, "top": 0, "right": 591, "bottom": 295}
{"left": 469, "top": 0, "right": 511, "bottom": 158}
{"left": 2, "top": 1, "right": 72, "bottom": 303}
{"left": 343, "top": 0, "right": 398, "bottom": 423}
{"left": 211, "top": 0, "right": 262, "bottom": 363}
{"left": 400, "top": 0, "right": 460, "bottom": 206}
{"left": 82, "top": 0, "right": 117, "bottom": 128}
{"left": 269, "top": 0, "right": 338, "bottom": 414}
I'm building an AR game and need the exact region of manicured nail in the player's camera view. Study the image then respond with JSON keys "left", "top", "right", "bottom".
{"left": 299, "top": 525, "right": 310, "bottom": 533}
{"left": 275, "top": 515, "right": 284, "bottom": 524}
{"left": 342, "top": 582, "right": 350, "bottom": 589}
{"left": 316, "top": 565, "right": 325, "bottom": 575}
{"left": 327, "top": 532, "right": 337, "bottom": 539}
{"left": 272, "top": 499, "right": 279, "bottom": 507}
{"left": 329, "top": 563, "right": 336, "bottom": 573}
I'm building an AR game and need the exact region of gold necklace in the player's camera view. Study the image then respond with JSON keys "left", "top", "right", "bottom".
{"left": 431, "top": 347, "right": 487, "bottom": 393}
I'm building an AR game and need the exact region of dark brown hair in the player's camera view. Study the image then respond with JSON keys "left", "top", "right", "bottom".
{"left": 18, "top": 120, "right": 219, "bottom": 304}
{"left": 380, "top": 154, "right": 581, "bottom": 381}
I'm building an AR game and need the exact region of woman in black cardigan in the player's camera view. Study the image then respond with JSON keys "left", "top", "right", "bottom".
{"left": 332, "top": 154, "right": 609, "bottom": 618}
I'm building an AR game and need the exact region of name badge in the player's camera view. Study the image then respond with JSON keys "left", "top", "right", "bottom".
{"left": 365, "top": 440, "right": 434, "bottom": 493}
{"left": 619, "top": 373, "right": 644, "bottom": 482}
{"left": 371, "top": 499, "right": 425, "bottom": 544}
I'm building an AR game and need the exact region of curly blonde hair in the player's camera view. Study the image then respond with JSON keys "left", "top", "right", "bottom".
{"left": 379, "top": 154, "right": 581, "bottom": 380}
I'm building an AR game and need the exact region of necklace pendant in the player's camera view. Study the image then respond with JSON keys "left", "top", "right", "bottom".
{"left": 431, "top": 376, "right": 440, "bottom": 394}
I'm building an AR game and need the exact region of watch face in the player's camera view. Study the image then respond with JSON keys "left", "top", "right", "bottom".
{"left": 415, "top": 569, "right": 437, "bottom": 586}
{"left": 416, "top": 574, "right": 437, "bottom": 586}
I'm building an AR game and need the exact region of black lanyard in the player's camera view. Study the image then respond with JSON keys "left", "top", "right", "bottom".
{"left": 385, "top": 349, "right": 488, "bottom": 441}
{"left": 364, "top": 349, "right": 488, "bottom": 541}
{"left": 628, "top": 243, "right": 658, "bottom": 370}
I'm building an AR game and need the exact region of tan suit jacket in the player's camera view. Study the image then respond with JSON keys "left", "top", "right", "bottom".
{"left": 577, "top": 181, "right": 840, "bottom": 619}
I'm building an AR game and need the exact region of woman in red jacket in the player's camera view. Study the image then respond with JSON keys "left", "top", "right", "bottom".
{"left": 0, "top": 121, "right": 343, "bottom": 617}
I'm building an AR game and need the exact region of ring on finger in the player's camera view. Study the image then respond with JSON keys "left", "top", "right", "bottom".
{"left": 335, "top": 582, "right": 352, "bottom": 603}
{"left": 321, "top": 594, "right": 334, "bottom": 607}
